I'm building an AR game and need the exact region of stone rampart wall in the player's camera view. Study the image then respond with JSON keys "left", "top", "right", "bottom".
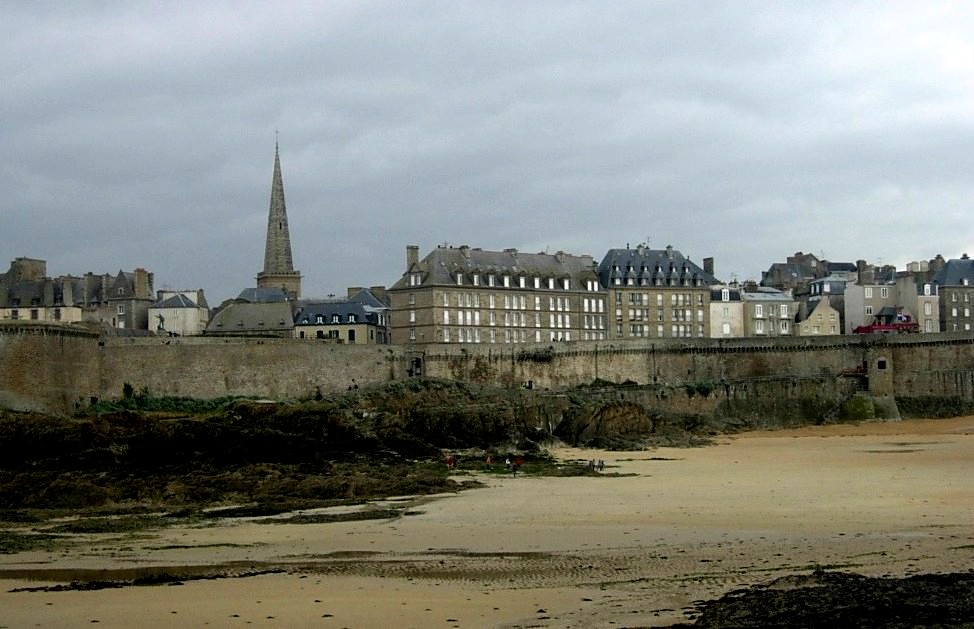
{"left": 6, "top": 322, "right": 974, "bottom": 416}
{"left": 97, "top": 336, "right": 404, "bottom": 403}
{"left": 0, "top": 323, "right": 101, "bottom": 413}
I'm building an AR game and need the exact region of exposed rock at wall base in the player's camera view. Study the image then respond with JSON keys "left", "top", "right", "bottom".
{"left": 895, "top": 395, "right": 974, "bottom": 419}
{"left": 665, "top": 570, "right": 974, "bottom": 628}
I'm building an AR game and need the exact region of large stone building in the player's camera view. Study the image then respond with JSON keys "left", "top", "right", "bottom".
{"left": 387, "top": 244, "right": 605, "bottom": 345}
{"left": 931, "top": 255, "right": 974, "bottom": 332}
{"left": 741, "top": 287, "right": 798, "bottom": 337}
{"left": 597, "top": 244, "right": 720, "bottom": 339}
{"left": 0, "top": 257, "right": 154, "bottom": 331}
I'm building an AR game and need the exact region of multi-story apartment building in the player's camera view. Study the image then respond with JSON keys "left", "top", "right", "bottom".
{"left": 387, "top": 244, "right": 605, "bottom": 345}
{"left": 932, "top": 256, "right": 974, "bottom": 332}
{"left": 708, "top": 286, "right": 743, "bottom": 338}
{"left": 741, "top": 287, "right": 798, "bottom": 337}
{"left": 597, "top": 245, "right": 720, "bottom": 339}
{"left": 895, "top": 274, "right": 939, "bottom": 334}
{"left": 844, "top": 282, "right": 899, "bottom": 334}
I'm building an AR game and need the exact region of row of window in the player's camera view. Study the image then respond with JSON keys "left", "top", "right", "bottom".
{"left": 618, "top": 292, "right": 704, "bottom": 307}
{"left": 612, "top": 276, "right": 704, "bottom": 287}
{"left": 2, "top": 308, "right": 62, "bottom": 321}
{"left": 453, "top": 272, "right": 600, "bottom": 292}
{"left": 619, "top": 308, "right": 705, "bottom": 323}
{"left": 435, "top": 328, "right": 602, "bottom": 343}
{"left": 439, "top": 310, "right": 609, "bottom": 331}
{"left": 753, "top": 304, "right": 789, "bottom": 318}
{"left": 298, "top": 313, "right": 359, "bottom": 325}
{"left": 432, "top": 292, "right": 606, "bottom": 313}
{"left": 753, "top": 319, "right": 790, "bottom": 334}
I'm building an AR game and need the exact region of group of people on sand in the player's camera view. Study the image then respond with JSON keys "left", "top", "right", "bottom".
{"left": 588, "top": 459, "right": 605, "bottom": 472}
{"left": 445, "top": 453, "right": 524, "bottom": 477}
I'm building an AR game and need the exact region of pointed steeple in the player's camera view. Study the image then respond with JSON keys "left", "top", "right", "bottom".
{"left": 256, "top": 141, "right": 301, "bottom": 299}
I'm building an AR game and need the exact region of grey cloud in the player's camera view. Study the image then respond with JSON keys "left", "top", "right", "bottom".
{"left": 3, "top": 2, "right": 974, "bottom": 303}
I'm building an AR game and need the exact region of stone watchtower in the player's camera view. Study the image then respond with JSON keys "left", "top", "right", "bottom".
{"left": 256, "top": 142, "right": 302, "bottom": 300}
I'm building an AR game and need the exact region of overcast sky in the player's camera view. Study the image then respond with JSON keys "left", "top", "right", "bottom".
{"left": 3, "top": 2, "right": 974, "bottom": 304}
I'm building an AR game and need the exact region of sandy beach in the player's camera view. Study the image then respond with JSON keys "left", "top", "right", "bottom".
{"left": 3, "top": 416, "right": 974, "bottom": 628}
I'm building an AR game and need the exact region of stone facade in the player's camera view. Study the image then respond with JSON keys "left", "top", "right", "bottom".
{"left": 387, "top": 245, "right": 605, "bottom": 345}
{"left": 797, "top": 296, "right": 841, "bottom": 336}
{"left": 741, "top": 287, "right": 797, "bottom": 337}
{"left": 599, "top": 245, "right": 719, "bottom": 339}
{"left": 9, "top": 321, "right": 974, "bottom": 416}
{"left": 932, "top": 257, "right": 974, "bottom": 332}
{"left": 709, "top": 286, "right": 743, "bottom": 337}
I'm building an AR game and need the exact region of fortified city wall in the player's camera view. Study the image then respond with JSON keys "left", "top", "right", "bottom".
{"left": 4, "top": 322, "right": 974, "bottom": 417}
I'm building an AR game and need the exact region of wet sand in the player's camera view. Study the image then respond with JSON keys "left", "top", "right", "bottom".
{"left": 3, "top": 417, "right": 974, "bottom": 627}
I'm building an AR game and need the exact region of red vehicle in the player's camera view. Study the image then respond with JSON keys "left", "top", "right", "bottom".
{"left": 853, "top": 308, "right": 919, "bottom": 334}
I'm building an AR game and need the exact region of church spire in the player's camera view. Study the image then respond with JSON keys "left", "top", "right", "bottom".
{"left": 257, "top": 141, "right": 301, "bottom": 299}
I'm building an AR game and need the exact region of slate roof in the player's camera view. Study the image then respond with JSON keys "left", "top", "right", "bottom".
{"left": 809, "top": 275, "right": 849, "bottom": 294}
{"left": 931, "top": 258, "right": 974, "bottom": 287}
{"left": 348, "top": 287, "right": 389, "bottom": 309}
{"left": 710, "top": 287, "right": 741, "bottom": 301}
{"left": 826, "top": 261, "right": 858, "bottom": 274}
{"left": 598, "top": 246, "right": 719, "bottom": 287}
{"left": 153, "top": 294, "right": 201, "bottom": 309}
{"left": 205, "top": 301, "right": 293, "bottom": 334}
{"left": 763, "top": 261, "right": 813, "bottom": 280}
{"left": 4, "top": 280, "right": 45, "bottom": 306}
{"left": 236, "top": 287, "right": 289, "bottom": 303}
{"left": 294, "top": 300, "right": 377, "bottom": 326}
{"left": 392, "top": 245, "right": 599, "bottom": 290}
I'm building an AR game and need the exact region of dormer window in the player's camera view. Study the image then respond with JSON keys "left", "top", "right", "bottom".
{"left": 472, "top": 274, "right": 480, "bottom": 286}
{"left": 348, "top": 314, "right": 357, "bottom": 323}
{"left": 721, "top": 288, "right": 729, "bottom": 302}
{"left": 548, "top": 278, "right": 555, "bottom": 290}
{"left": 562, "top": 278, "right": 571, "bottom": 290}
{"left": 503, "top": 275, "right": 510, "bottom": 287}
{"left": 488, "top": 274, "right": 495, "bottom": 287}
{"left": 315, "top": 315, "right": 324, "bottom": 324}
{"left": 332, "top": 314, "right": 340, "bottom": 323}
{"left": 456, "top": 273, "right": 463, "bottom": 286}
